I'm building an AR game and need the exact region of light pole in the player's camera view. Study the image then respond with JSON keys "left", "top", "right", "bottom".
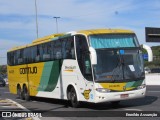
{"left": 53, "top": 17, "right": 60, "bottom": 33}
{"left": 35, "top": 0, "right": 39, "bottom": 38}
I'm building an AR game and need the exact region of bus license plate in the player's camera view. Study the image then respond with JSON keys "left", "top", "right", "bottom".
{"left": 120, "top": 94, "right": 128, "bottom": 98}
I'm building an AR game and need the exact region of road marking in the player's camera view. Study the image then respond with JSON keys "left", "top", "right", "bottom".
{"left": 124, "top": 109, "right": 142, "bottom": 111}
{"left": 7, "top": 99, "right": 41, "bottom": 120}
{"left": 1, "top": 106, "right": 20, "bottom": 108}
{"left": 148, "top": 90, "right": 160, "bottom": 92}
{"left": 0, "top": 99, "right": 41, "bottom": 120}
{"left": 0, "top": 103, "right": 16, "bottom": 106}
{"left": 0, "top": 99, "right": 10, "bottom": 102}
{"left": 7, "top": 99, "right": 28, "bottom": 110}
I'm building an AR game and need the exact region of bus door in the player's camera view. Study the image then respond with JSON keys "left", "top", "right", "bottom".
{"left": 75, "top": 35, "right": 94, "bottom": 102}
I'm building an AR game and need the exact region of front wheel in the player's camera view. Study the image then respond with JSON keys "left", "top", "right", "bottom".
{"left": 69, "top": 87, "right": 79, "bottom": 108}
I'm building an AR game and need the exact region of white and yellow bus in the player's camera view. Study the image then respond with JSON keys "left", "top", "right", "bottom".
{"left": 7, "top": 29, "right": 146, "bottom": 107}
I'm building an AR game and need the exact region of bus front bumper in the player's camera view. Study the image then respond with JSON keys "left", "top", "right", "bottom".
{"left": 94, "top": 87, "right": 146, "bottom": 103}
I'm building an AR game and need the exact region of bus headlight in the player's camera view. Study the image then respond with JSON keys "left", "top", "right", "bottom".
{"left": 96, "top": 88, "right": 111, "bottom": 93}
{"left": 137, "top": 84, "right": 146, "bottom": 89}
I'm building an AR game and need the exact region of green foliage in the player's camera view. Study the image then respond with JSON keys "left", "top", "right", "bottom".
{"left": 152, "top": 46, "right": 160, "bottom": 56}
{"left": 142, "top": 46, "right": 160, "bottom": 68}
{"left": 142, "top": 48, "right": 147, "bottom": 54}
{"left": 0, "top": 65, "right": 7, "bottom": 75}
{"left": 144, "top": 61, "right": 160, "bottom": 68}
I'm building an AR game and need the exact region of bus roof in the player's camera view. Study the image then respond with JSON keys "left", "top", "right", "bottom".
{"left": 77, "top": 29, "right": 134, "bottom": 36}
{"left": 8, "top": 28, "right": 134, "bottom": 52}
{"left": 8, "top": 33, "right": 64, "bottom": 52}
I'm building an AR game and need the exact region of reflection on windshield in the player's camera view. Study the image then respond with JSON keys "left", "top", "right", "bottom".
{"left": 89, "top": 34, "right": 139, "bottom": 49}
{"left": 93, "top": 48, "right": 145, "bottom": 82}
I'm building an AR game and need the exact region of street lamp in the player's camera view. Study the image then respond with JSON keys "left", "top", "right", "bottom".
{"left": 53, "top": 17, "right": 60, "bottom": 33}
{"left": 35, "top": 0, "right": 39, "bottom": 38}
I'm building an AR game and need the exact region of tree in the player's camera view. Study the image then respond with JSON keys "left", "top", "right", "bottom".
{"left": 0, "top": 65, "right": 7, "bottom": 75}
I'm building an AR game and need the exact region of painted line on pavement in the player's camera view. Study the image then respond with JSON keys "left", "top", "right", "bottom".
{"left": 124, "top": 109, "right": 142, "bottom": 111}
{"left": 147, "top": 91, "right": 160, "bottom": 93}
{"left": 6, "top": 99, "right": 41, "bottom": 120}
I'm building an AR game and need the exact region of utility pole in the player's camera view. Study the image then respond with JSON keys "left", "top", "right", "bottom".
{"left": 35, "top": 0, "right": 39, "bottom": 38}
{"left": 53, "top": 17, "right": 60, "bottom": 33}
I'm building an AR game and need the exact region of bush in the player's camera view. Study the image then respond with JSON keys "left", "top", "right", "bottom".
{"left": 144, "top": 61, "right": 160, "bottom": 68}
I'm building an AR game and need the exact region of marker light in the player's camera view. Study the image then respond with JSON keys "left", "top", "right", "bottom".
{"left": 96, "top": 88, "right": 111, "bottom": 93}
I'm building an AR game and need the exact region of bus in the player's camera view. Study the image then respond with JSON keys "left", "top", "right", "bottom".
{"left": 7, "top": 29, "right": 146, "bottom": 107}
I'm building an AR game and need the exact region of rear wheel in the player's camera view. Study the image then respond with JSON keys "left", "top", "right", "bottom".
{"left": 69, "top": 87, "right": 79, "bottom": 108}
{"left": 17, "top": 86, "right": 22, "bottom": 99}
{"left": 23, "top": 86, "right": 30, "bottom": 101}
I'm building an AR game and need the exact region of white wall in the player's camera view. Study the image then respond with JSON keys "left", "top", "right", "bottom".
{"left": 145, "top": 73, "right": 160, "bottom": 85}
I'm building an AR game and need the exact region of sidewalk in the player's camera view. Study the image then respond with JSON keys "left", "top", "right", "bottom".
{"left": 145, "top": 73, "right": 160, "bottom": 85}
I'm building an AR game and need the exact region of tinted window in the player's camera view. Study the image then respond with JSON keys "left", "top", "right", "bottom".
{"left": 24, "top": 48, "right": 31, "bottom": 64}
{"left": 62, "top": 37, "right": 75, "bottom": 59}
{"left": 7, "top": 36, "right": 75, "bottom": 66}
{"left": 76, "top": 35, "right": 92, "bottom": 81}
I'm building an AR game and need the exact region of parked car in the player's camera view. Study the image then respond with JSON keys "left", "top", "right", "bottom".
{"left": 3, "top": 77, "right": 8, "bottom": 85}
{"left": 0, "top": 76, "right": 6, "bottom": 87}
{"left": 151, "top": 68, "right": 160, "bottom": 73}
{"left": 144, "top": 67, "right": 151, "bottom": 74}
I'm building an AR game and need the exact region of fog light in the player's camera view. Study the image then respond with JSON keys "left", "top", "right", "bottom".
{"left": 137, "top": 84, "right": 146, "bottom": 89}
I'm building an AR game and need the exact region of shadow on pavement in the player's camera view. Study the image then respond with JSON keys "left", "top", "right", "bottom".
{"left": 28, "top": 95, "right": 158, "bottom": 111}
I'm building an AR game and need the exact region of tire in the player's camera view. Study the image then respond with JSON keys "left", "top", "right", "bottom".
{"left": 17, "top": 86, "right": 22, "bottom": 99}
{"left": 2, "top": 83, "right": 6, "bottom": 87}
{"left": 69, "top": 87, "right": 79, "bottom": 108}
{"left": 23, "top": 86, "right": 30, "bottom": 101}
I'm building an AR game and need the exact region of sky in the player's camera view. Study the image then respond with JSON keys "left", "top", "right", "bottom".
{"left": 0, "top": 0, "right": 160, "bottom": 65}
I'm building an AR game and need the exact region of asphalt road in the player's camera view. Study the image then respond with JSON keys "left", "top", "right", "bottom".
{"left": 0, "top": 85, "right": 160, "bottom": 120}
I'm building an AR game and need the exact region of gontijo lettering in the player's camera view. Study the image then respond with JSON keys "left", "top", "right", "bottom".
{"left": 20, "top": 67, "right": 37, "bottom": 74}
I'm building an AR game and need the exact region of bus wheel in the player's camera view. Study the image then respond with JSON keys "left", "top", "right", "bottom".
{"left": 69, "top": 87, "right": 79, "bottom": 108}
{"left": 23, "top": 86, "right": 30, "bottom": 101}
{"left": 17, "top": 86, "right": 22, "bottom": 99}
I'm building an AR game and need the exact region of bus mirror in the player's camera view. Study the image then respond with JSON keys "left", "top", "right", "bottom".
{"left": 89, "top": 47, "right": 97, "bottom": 65}
{"left": 142, "top": 44, "right": 153, "bottom": 62}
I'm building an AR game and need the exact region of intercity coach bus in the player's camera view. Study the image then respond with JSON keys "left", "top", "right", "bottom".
{"left": 7, "top": 29, "right": 146, "bottom": 107}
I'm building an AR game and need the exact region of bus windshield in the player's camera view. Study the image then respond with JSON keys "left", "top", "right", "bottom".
{"left": 89, "top": 34, "right": 145, "bottom": 82}
{"left": 89, "top": 34, "right": 139, "bottom": 48}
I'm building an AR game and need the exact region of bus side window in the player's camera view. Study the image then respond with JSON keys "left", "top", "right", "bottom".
{"left": 50, "top": 41, "right": 54, "bottom": 60}
{"left": 36, "top": 45, "right": 40, "bottom": 62}
{"left": 62, "top": 37, "right": 75, "bottom": 59}
{"left": 42, "top": 43, "right": 51, "bottom": 61}
{"left": 76, "top": 35, "right": 93, "bottom": 81}
{"left": 17, "top": 49, "right": 24, "bottom": 64}
{"left": 24, "top": 48, "right": 31, "bottom": 64}
{"left": 54, "top": 40, "right": 62, "bottom": 60}
{"left": 11, "top": 51, "right": 16, "bottom": 65}
{"left": 31, "top": 46, "right": 37, "bottom": 63}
